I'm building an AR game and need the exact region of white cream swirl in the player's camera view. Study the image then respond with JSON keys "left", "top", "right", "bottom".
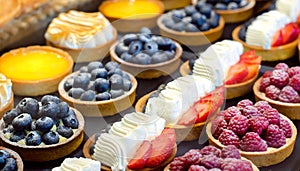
{"left": 52, "top": 157, "right": 101, "bottom": 171}
{"left": 45, "top": 10, "right": 114, "bottom": 49}
{"left": 0, "top": 73, "right": 12, "bottom": 109}
{"left": 276, "top": 0, "right": 300, "bottom": 22}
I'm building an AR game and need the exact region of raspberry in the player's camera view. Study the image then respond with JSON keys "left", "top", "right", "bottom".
{"left": 263, "top": 108, "right": 280, "bottom": 125}
{"left": 188, "top": 165, "right": 208, "bottom": 171}
{"left": 262, "top": 70, "right": 272, "bottom": 78}
{"left": 237, "top": 99, "right": 253, "bottom": 110}
{"left": 200, "top": 145, "right": 221, "bottom": 157}
{"left": 270, "top": 70, "right": 289, "bottom": 89}
{"left": 208, "top": 169, "right": 221, "bottom": 171}
{"left": 211, "top": 116, "right": 227, "bottom": 139}
{"left": 279, "top": 119, "right": 292, "bottom": 138}
{"left": 218, "top": 129, "right": 240, "bottom": 147}
{"left": 228, "top": 114, "right": 248, "bottom": 136}
{"left": 199, "top": 154, "right": 222, "bottom": 169}
{"left": 288, "top": 66, "right": 300, "bottom": 77}
{"left": 248, "top": 116, "right": 269, "bottom": 135}
{"left": 278, "top": 86, "right": 300, "bottom": 103}
{"left": 265, "top": 85, "right": 281, "bottom": 100}
{"left": 265, "top": 124, "right": 286, "bottom": 148}
{"left": 274, "top": 63, "right": 289, "bottom": 71}
{"left": 239, "top": 132, "right": 268, "bottom": 152}
{"left": 169, "top": 157, "right": 189, "bottom": 171}
{"left": 259, "top": 77, "right": 271, "bottom": 92}
{"left": 221, "top": 158, "right": 253, "bottom": 171}
{"left": 289, "top": 74, "right": 300, "bottom": 92}
{"left": 242, "top": 106, "right": 261, "bottom": 118}
{"left": 183, "top": 149, "right": 202, "bottom": 165}
{"left": 254, "top": 101, "right": 272, "bottom": 114}
{"left": 223, "top": 106, "right": 241, "bottom": 123}
{"left": 221, "top": 145, "right": 241, "bottom": 159}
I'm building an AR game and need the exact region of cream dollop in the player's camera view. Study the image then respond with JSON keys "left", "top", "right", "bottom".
{"left": 0, "top": 73, "right": 12, "bottom": 108}
{"left": 52, "top": 157, "right": 101, "bottom": 171}
{"left": 45, "top": 10, "right": 114, "bottom": 49}
{"left": 276, "top": 0, "right": 300, "bottom": 22}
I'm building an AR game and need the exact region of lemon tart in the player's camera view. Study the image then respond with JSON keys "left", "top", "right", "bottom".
{"left": 0, "top": 46, "right": 73, "bottom": 96}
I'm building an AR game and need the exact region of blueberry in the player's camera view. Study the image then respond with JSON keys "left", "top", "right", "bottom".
{"left": 171, "top": 9, "right": 186, "bottom": 23}
{"left": 122, "top": 72, "right": 131, "bottom": 81}
{"left": 227, "top": 2, "right": 239, "bottom": 10}
{"left": 87, "top": 61, "right": 103, "bottom": 72}
{"left": 95, "top": 92, "right": 111, "bottom": 101}
{"left": 80, "top": 90, "right": 95, "bottom": 101}
{"left": 182, "top": 16, "right": 192, "bottom": 23}
{"left": 239, "top": 26, "right": 247, "bottom": 41}
{"left": 42, "top": 131, "right": 59, "bottom": 145}
{"left": 56, "top": 125, "right": 74, "bottom": 138}
{"left": 36, "top": 116, "right": 54, "bottom": 133}
{"left": 2, "top": 158, "right": 17, "bottom": 171}
{"left": 62, "top": 113, "right": 79, "bottom": 129}
{"left": 144, "top": 41, "right": 158, "bottom": 56}
{"left": 239, "top": 0, "right": 247, "bottom": 7}
{"left": 215, "top": 3, "right": 227, "bottom": 10}
{"left": 133, "top": 53, "right": 151, "bottom": 65}
{"left": 94, "top": 78, "right": 110, "bottom": 93}
{"left": 151, "top": 52, "right": 169, "bottom": 64}
{"left": 122, "top": 79, "right": 132, "bottom": 91}
{"left": 9, "top": 131, "right": 26, "bottom": 142}
{"left": 140, "top": 27, "right": 152, "bottom": 34}
{"left": 172, "top": 22, "right": 185, "bottom": 32}
{"left": 57, "top": 102, "right": 69, "bottom": 119}
{"left": 122, "top": 34, "right": 138, "bottom": 46}
{"left": 189, "top": 59, "right": 196, "bottom": 70}
{"left": 31, "top": 120, "right": 37, "bottom": 130}
{"left": 138, "top": 34, "right": 152, "bottom": 43}
{"left": 120, "top": 52, "right": 133, "bottom": 61}
{"left": 155, "top": 37, "right": 176, "bottom": 51}
{"left": 68, "top": 88, "right": 85, "bottom": 99}
{"left": 185, "top": 23, "right": 199, "bottom": 32}
{"left": 196, "top": 1, "right": 206, "bottom": 10}
{"left": 184, "top": 5, "right": 197, "bottom": 16}
{"left": 221, "top": 0, "right": 231, "bottom": 5}
{"left": 200, "top": 22, "right": 211, "bottom": 31}
{"left": 162, "top": 17, "right": 175, "bottom": 29}
{"left": 115, "top": 42, "right": 129, "bottom": 56}
{"left": 16, "top": 98, "right": 39, "bottom": 118}
{"left": 40, "top": 101, "right": 59, "bottom": 118}
{"left": 0, "top": 150, "right": 10, "bottom": 168}
{"left": 108, "top": 68, "right": 123, "bottom": 77}
{"left": 68, "top": 109, "right": 76, "bottom": 118}
{"left": 128, "top": 40, "right": 143, "bottom": 55}
{"left": 91, "top": 68, "right": 108, "bottom": 80}
{"left": 200, "top": 6, "right": 212, "bottom": 18}
{"left": 192, "top": 13, "right": 206, "bottom": 27}
{"left": 3, "top": 109, "right": 20, "bottom": 125}
{"left": 87, "top": 81, "right": 95, "bottom": 91}
{"left": 79, "top": 66, "right": 88, "bottom": 73}
{"left": 41, "top": 95, "right": 61, "bottom": 105}
{"left": 105, "top": 61, "right": 120, "bottom": 72}
{"left": 25, "top": 131, "right": 42, "bottom": 146}
{"left": 2, "top": 125, "right": 14, "bottom": 134}
{"left": 233, "top": 0, "right": 242, "bottom": 4}
{"left": 208, "top": 15, "right": 219, "bottom": 28}
{"left": 64, "top": 78, "right": 74, "bottom": 92}
{"left": 164, "top": 50, "right": 175, "bottom": 59}
{"left": 73, "top": 74, "right": 90, "bottom": 89}
{"left": 110, "top": 74, "right": 124, "bottom": 90}
{"left": 110, "top": 89, "right": 124, "bottom": 99}
{"left": 12, "top": 113, "right": 32, "bottom": 131}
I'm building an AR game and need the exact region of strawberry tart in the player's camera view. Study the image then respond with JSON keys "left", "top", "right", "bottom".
{"left": 206, "top": 99, "right": 297, "bottom": 167}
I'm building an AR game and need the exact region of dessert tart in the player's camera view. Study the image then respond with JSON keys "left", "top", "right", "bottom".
{"left": 53, "top": 157, "right": 101, "bottom": 170}
{"left": 206, "top": 99, "right": 297, "bottom": 167}
{"left": 164, "top": 145, "right": 259, "bottom": 171}
{"left": 276, "top": 0, "right": 300, "bottom": 24}
{"left": 0, "top": 0, "right": 21, "bottom": 28}
{"left": 253, "top": 63, "right": 300, "bottom": 120}
{"left": 160, "top": 0, "right": 191, "bottom": 11}
{"left": 0, "top": 46, "right": 73, "bottom": 96}
{"left": 180, "top": 40, "right": 261, "bottom": 99}
{"left": 21, "top": 0, "right": 50, "bottom": 13}
{"left": 157, "top": 4, "right": 225, "bottom": 46}
{"left": 0, "top": 146, "right": 24, "bottom": 171}
{"left": 0, "top": 74, "right": 14, "bottom": 118}
{"left": 0, "top": 95, "right": 85, "bottom": 162}
{"left": 232, "top": 10, "right": 300, "bottom": 61}
{"left": 135, "top": 74, "right": 225, "bottom": 142}
{"left": 45, "top": 10, "right": 118, "bottom": 63}
{"left": 110, "top": 28, "right": 183, "bottom": 79}
{"left": 99, "top": 0, "right": 164, "bottom": 32}
{"left": 83, "top": 112, "right": 177, "bottom": 171}
{"left": 58, "top": 61, "right": 137, "bottom": 117}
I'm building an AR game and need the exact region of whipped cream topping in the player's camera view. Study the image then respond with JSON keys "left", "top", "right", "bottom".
{"left": 0, "top": 73, "right": 12, "bottom": 109}
{"left": 93, "top": 112, "right": 165, "bottom": 171}
{"left": 45, "top": 10, "right": 114, "bottom": 49}
{"left": 193, "top": 40, "right": 243, "bottom": 86}
{"left": 276, "top": 0, "right": 300, "bottom": 22}
{"left": 145, "top": 75, "right": 215, "bottom": 125}
{"left": 245, "top": 10, "right": 291, "bottom": 49}
{"left": 52, "top": 157, "right": 101, "bottom": 171}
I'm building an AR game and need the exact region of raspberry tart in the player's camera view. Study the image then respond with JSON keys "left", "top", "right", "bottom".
{"left": 165, "top": 145, "right": 259, "bottom": 171}
{"left": 110, "top": 28, "right": 183, "bottom": 79}
{"left": 253, "top": 63, "right": 300, "bottom": 120}
{"left": 0, "top": 73, "right": 13, "bottom": 117}
{"left": 0, "top": 95, "right": 85, "bottom": 162}
{"left": 206, "top": 99, "right": 297, "bottom": 167}
{"left": 58, "top": 61, "right": 137, "bottom": 117}
{"left": 83, "top": 112, "right": 177, "bottom": 170}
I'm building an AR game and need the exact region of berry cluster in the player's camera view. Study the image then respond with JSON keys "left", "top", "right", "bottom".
{"left": 259, "top": 63, "right": 300, "bottom": 103}
{"left": 115, "top": 28, "right": 176, "bottom": 65}
{"left": 0, "top": 150, "right": 17, "bottom": 171}
{"left": 169, "top": 145, "right": 253, "bottom": 171}
{"left": 64, "top": 61, "right": 132, "bottom": 101}
{"left": 2, "top": 95, "right": 79, "bottom": 146}
{"left": 199, "top": 0, "right": 248, "bottom": 11}
{"left": 211, "top": 99, "right": 292, "bottom": 151}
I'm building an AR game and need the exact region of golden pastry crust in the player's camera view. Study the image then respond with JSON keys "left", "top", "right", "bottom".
{"left": 0, "top": 0, "right": 22, "bottom": 27}
{"left": 21, "top": 0, "right": 49, "bottom": 13}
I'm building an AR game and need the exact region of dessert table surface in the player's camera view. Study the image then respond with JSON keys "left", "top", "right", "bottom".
{"left": 1, "top": 1, "right": 300, "bottom": 170}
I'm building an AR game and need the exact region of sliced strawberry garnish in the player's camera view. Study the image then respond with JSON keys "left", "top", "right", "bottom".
{"left": 241, "top": 64, "right": 260, "bottom": 82}
{"left": 194, "top": 101, "right": 211, "bottom": 123}
{"left": 225, "top": 63, "right": 249, "bottom": 85}
{"left": 177, "top": 107, "right": 197, "bottom": 125}
{"left": 271, "top": 29, "right": 283, "bottom": 47}
{"left": 240, "top": 51, "right": 262, "bottom": 65}
{"left": 281, "top": 23, "right": 300, "bottom": 45}
{"left": 161, "top": 128, "right": 176, "bottom": 145}
{"left": 127, "top": 141, "right": 152, "bottom": 170}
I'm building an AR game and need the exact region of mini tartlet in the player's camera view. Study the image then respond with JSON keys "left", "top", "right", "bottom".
{"left": 160, "top": 0, "right": 191, "bottom": 10}
{"left": 0, "top": 0, "right": 21, "bottom": 28}
{"left": 0, "top": 146, "right": 24, "bottom": 171}
{"left": 0, "top": 46, "right": 73, "bottom": 96}
{"left": 0, "top": 74, "right": 14, "bottom": 117}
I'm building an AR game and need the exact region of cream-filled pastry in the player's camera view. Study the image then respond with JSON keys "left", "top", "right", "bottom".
{"left": 276, "top": 0, "right": 300, "bottom": 22}
{"left": 52, "top": 157, "right": 101, "bottom": 171}
{"left": 0, "top": 73, "right": 12, "bottom": 109}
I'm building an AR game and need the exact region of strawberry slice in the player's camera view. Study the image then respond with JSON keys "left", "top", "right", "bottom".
{"left": 178, "top": 107, "right": 197, "bottom": 125}
{"left": 271, "top": 29, "right": 283, "bottom": 47}
{"left": 241, "top": 64, "right": 259, "bottom": 82}
{"left": 161, "top": 128, "right": 176, "bottom": 145}
{"left": 225, "top": 63, "right": 249, "bottom": 85}
{"left": 127, "top": 141, "right": 152, "bottom": 170}
{"left": 194, "top": 102, "right": 211, "bottom": 123}
{"left": 240, "top": 51, "right": 262, "bottom": 65}
{"left": 281, "top": 23, "right": 300, "bottom": 45}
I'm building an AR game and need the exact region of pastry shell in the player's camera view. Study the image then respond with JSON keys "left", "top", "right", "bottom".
{"left": 0, "top": 92, "right": 14, "bottom": 118}
{"left": 0, "top": 146, "right": 24, "bottom": 171}
{"left": 0, "top": 0, "right": 21, "bottom": 28}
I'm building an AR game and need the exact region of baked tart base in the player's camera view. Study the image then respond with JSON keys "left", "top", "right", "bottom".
{"left": 0, "top": 93, "right": 14, "bottom": 118}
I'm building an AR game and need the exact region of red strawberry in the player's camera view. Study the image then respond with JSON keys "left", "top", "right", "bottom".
{"left": 225, "top": 63, "right": 249, "bottom": 85}
{"left": 240, "top": 52, "right": 262, "bottom": 65}
{"left": 281, "top": 23, "right": 300, "bottom": 45}
{"left": 127, "top": 141, "right": 152, "bottom": 170}
{"left": 178, "top": 107, "right": 197, "bottom": 125}
{"left": 161, "top": 128, "right": 176, "bottom": 145}
{"left": 194, "top": 102, "right": 211, "bottom": 123}
{"left": 241, "top": 64, "right": 260, "bottom": 82}
{"left": 271, "top": 29, "right": 283, "bottom": 47}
